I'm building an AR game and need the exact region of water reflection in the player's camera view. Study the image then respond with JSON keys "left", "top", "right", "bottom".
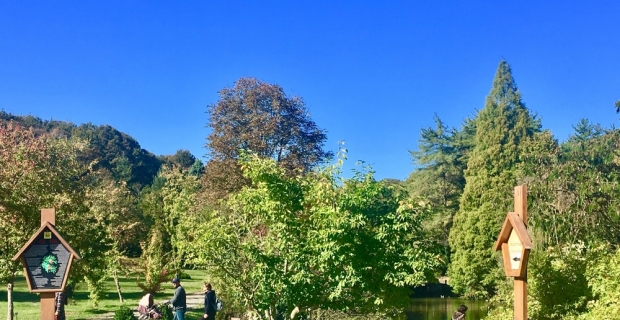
{"left": 406, "top": 298, "right": 487, "bottom": 320}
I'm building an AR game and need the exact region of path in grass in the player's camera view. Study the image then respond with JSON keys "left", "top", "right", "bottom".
{"left": 89, "top": 291, "right": 205, "bottom": 319}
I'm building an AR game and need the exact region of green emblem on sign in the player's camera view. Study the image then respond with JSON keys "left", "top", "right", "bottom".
{"left": 41, "top": 254, "right": 59, "bottom": 274}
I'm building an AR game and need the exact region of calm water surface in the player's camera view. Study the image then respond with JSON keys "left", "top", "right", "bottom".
{"left": 406, "top": 298, "right": 487, "bottom": 320}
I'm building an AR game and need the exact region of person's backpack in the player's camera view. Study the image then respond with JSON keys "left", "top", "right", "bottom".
{"left": 215, "top": 297, "right": 224, "bottom": 312}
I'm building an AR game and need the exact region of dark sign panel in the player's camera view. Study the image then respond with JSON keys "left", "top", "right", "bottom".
{"left": 22, "top": 227, "right": 72, "bottom": 290}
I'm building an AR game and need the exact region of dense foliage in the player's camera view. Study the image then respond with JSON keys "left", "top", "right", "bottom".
{"left": 525, "top": 127, "right": 620, "bottom": 246}
{"left": 183, "top": 154, "right": 442, "bottom": 319}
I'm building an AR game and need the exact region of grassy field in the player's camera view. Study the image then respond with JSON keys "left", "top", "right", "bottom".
{"left": 0, "top": 269, "right": 209, "bottom": 320}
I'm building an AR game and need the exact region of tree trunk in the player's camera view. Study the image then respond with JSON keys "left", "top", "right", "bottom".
{"left": 7, "top": 282, "right": 14, "bottom": 320}
{"left": 290, "top": 306, "right": 300, "bottom": 319}
{"left": 113, "top": 270, "right": 124, "bottom": 302}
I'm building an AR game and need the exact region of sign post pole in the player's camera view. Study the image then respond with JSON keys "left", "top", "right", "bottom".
{"left": 40, "top": 292, "right": 55, "bottom": 320}
{"left": 40, "top": 209, "right": 56, "bottom": 320}
{"left": 494, "top": 185, "right": 531, "bottom": 320}
{"left": 513, "top": 185, "right": 527, "bottom": 320}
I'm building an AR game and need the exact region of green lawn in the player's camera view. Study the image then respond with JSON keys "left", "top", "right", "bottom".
{"left": 0, "top": 269, "right": 208, "bottom": 320}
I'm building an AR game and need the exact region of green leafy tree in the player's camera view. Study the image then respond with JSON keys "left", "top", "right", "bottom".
{"left": 85, "top": 178, "right": 145, "bottom": 302}
{"left": 567, "top": 119, "right": 603, "bottom": 143}
{"left": 158, "top": 166, "right": 200, "bottom": 273}
{"left": 202, "top": 77, "right": 333, "bottom": 203}
{"left": 137, "top": 166, "right": 200, "bottom": 292}
{"left": 524, "top": 128, "right": 620, "bottom": 247}
{"left": 159, "top": 150, "right": 197, "bottom": 170}
{"left": 408, "top": 115, "right": 463, "bottom": 209}
{"left": 581, "top": 244, "right": 620, "bottom": 318}
{"left": 447, "top": 60, "right": 540, "bottom": 298}
{"left": 184, "top": 154, "right": 442, "bottom": 319}
{"left": 136, "top": 226, "right": 169, "bottom": 294}
{"left": 527, "top": 244, "right": 591, "bottom": 319}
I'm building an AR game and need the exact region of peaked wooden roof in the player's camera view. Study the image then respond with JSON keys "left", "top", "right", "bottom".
{"left": 493, "top": 212, "right": 533, "bottom": 252}
{"left": 12, "top": 221, "right": 81, "bottom": 261}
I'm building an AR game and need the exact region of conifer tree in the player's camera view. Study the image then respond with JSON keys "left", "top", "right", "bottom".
{"left": 447, "top": 60, "right": 540, "bottom": 298}
{"left": 406, "top": 116, "right": 474, "bottom": 254}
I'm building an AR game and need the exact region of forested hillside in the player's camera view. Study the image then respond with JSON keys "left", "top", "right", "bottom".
{"left": 0, "top": 110, "right": 201, "bottom": 190}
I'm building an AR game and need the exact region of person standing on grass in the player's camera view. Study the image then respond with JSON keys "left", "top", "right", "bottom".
{"left": 203, "top": 282, "right": 217, "bottom": 319}
{"left": 54, "top": 290, "right": 67, "bottom": 320}
{"left": 167, "top": 277, "right": 187, "bottom": 320}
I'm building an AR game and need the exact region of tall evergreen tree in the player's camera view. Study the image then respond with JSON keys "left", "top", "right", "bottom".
{"left": 406, "top": 116, "right": 475, "bottom": 256}
{"left": 560, "top": 119, "right": 603, "bottom": 156}
{"left": 447, "top": 60, "right": 540, "bottom": 298}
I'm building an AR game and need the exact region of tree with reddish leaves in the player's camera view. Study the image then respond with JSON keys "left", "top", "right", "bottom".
{"left": 202, "top": 77, "right": 333, "bottom": 203}
{"left": 0, "top": 122, "right": 123, "bottom": 317}
{"left": 0, "top": 122, "right": 90, "bottom": 319}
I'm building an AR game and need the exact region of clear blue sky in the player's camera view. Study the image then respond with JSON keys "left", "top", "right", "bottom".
{"left": 1, "top": 1, "right": 618, "bottom": 180}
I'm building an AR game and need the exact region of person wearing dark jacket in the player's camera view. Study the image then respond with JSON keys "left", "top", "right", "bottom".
{"left": 167, "top": 278, "right": 187, "bottom": 320}
{"left": 452, "top": 304, "right": 467, "bottom": 320}
{"left": 203, "top": 282, "right": 217, "bottom": 319}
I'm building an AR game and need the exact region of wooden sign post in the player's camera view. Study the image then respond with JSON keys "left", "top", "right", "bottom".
{"left": 12, "top": 209, "right": 81, "bottom": 320}
{"left": 494, "top": 185, "right": 532, "bottom": 320}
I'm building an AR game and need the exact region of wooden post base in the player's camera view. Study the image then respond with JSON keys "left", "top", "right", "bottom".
{"left": 41, "top": 292, "right": 55, "bottom": 320}
{"left": 514, "top": 277, "right": 527, "bottom": 320}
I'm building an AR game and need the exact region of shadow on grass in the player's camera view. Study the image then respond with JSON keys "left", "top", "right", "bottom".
{"left": 81, "top": 308, "right": 110, "bottom": 315}
{"left": 0, "top": 276, "right": 39, "bottom": 303}
{"left": 0, "top": 290, "right": 39, "bottom": 303}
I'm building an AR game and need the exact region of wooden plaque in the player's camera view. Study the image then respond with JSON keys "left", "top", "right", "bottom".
{"left": 12, "top": 222, "right": 81, "bottom": 292}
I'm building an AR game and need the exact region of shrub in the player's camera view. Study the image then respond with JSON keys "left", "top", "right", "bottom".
{"left": 136, "top": 228, "right": 170, "bottom": 294}
{"left": 579, "top": 244, "right": 620, "bottom": 319}
{"left": 113, "top": 306, "right": 137, "bottom": 320}
{"left": 158, "top": 303, "right": 174, "bottom": 320}
{"left": 484, "top": 242, "right": 620, "bottom": 320}
{"left": 528, "top": 243, "right": 590, "bottom": 319}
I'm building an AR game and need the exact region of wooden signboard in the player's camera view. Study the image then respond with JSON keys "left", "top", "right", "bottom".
{"left": 12, "top": 221, "right": 80, "bottom": 292}
{"left": 494, "top": 212, "right": 532, "bottom": 278}
{"left": 12, "top": 209, "right": 80, "bottom": 320}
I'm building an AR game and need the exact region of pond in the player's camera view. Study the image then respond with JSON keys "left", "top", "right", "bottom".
{"left": 406, "top": 298, "right": 488, "bottom": 320}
